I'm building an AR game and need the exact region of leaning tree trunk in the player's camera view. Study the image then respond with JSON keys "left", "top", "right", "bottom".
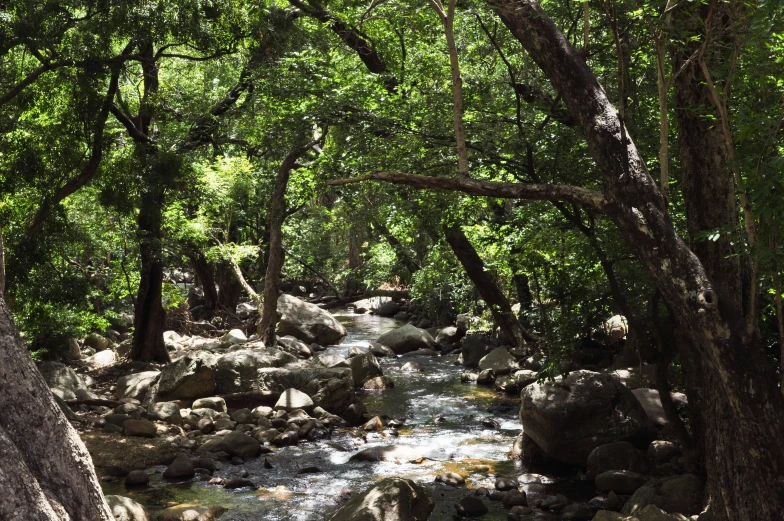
{"left": 0, "top": 298, "right": 113, "bottom": 520}
{"left": 444, "top": 223, "right": 534, "bottom": 347}
{"left": 488, "top": 1, "right": 784, "bottom": 519}
{"left": 131, "top": 186, "right": 170, "bottom": 363}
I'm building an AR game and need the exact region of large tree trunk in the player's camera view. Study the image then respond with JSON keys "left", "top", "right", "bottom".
{"left": 488, "top": 1, "right": 784, "bottom": 518}
{"left": 131, "top": 185, "right": 170, "bottom": 363}
{"left": 444, "top": 223, "right": 534, "bottom": 347}
{"left": 189, "top": 250, "right": 218, "bottom": 319}
{"left": 0, "top": 298, "right": 113, "bottom": 520}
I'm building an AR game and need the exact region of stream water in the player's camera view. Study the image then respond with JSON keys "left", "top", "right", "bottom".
{"left": 103, "top": 310, "right": 590, "bottom": 520}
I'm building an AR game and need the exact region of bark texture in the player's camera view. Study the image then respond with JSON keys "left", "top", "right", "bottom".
{"left": 0, "top": 298, "right": 113, "bottom": 520}
{"left": 485, "top": 2, "right": 784, "bottom": 519}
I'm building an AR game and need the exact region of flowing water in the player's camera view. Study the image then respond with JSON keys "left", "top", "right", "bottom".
{"left": 103, "top": 311, "right": 588, "bottom": 519}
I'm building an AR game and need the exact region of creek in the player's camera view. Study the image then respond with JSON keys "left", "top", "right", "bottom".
{"left": 103, "top": 310, "right": 589, "bottom": 520}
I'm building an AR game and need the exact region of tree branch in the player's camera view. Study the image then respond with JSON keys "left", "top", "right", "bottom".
{"left": 326, "top": 171, "right": 608, "bottom": 212}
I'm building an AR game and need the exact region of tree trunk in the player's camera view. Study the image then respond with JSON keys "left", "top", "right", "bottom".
{"left": 444, "top": 223, "right": 534, "bottom": 347}
{"left": 131, "top": 185, "right": 170, "bottom": 363}
{"left": 487, "top": 2, "right": 784, "bottom": 518}
{"left": 190, "top": 250, "right": 218, "bottom": 318}
{"left": 0, "top": 298, "right": 113, "bottom": 520}
{"left": 372, "top": 219, "right": 421, "bottom": 275}
{"left": 257, "top": 134, "right": 323, "bottom": 344}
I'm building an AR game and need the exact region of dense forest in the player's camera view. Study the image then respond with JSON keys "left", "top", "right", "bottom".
{"left": 1, "top": 0, "right": 783, "bottom": 520}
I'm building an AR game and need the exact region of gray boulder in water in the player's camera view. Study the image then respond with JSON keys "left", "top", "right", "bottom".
{"left": 328, "top": 478, "right": 434, "bottom": 521}
{"left": 376, "top": 324, "right": 436, "bottom": 355}
{"left": 276, "top": 294, "right": 347, "bottom": 345}
{"left": 520, "top": 370, "right": 656, "bottom": 465}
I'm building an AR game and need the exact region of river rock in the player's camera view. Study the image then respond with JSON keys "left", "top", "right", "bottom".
{"left": 214, "top": 348, "right": 297, "bottom": 394}
{"left": 476, "top": 369, "right": 496, "bottom": 385}
{"left": 520, "top": 370, "right": 656, "bottom": 465}
{"left": 254, "top": 367, "right": 354, "bottom": 414}
{"left": 349, "top": 352, "right": 383, "bottom": 387}
{"left": 106, "top": 495, "right": 151, "bottom": 521}
{"left": 115, "top": 371, "right": 161, "bottom": 401}
{"left": 163, "top": 453, "right": 195, "bottom": 479}
{"left": 124, "top": 419, "right": 156, "bottom": 438}
{"left": 630, "top": 389, "right": 688, "bottom": 427}
{"left": 621, "top": 474, "right": 704, "bottom": 517}
{"left": 458, "top": 495, "right": 489, "bottom": 517}
{"left": 85, "top": 349, "right": 117, "bottom": 368}
{"left": 222, "top": 431, "right": 261, "bottom": 459}
{"left": 460, "top": 335, "right": 497, "bottom": 367}
{"left": 38, "top": 361, "right": 86, "bottom": 392}
{"left": 192, "top": 397, "right": 227, "bottom": 413}
{"left": 514, "top": 369, "right": 538, "bottom": 389}
{"left": 435, "top": 472, "right": 465, "bottom": 486}
{"left": 125, "top": 470, "right": 150, "bottom": 488}
{"left": 362, "top": 375, "right": 394, "bottom": 390}
{"left": 277, "top": 335, "right": 312, "bottom": 358}
{"left": 435, "top": 325, "right": 462, "bottom": 349}
{"left": 147, "top": 402, "right": 182, "bottom": 425}
{"left": 328, "top": 477, "right": 434, "bottom": 521}
{"left": 275, "top": 388, "right": 314, "bottom": 412}
{"left": 156, "top": 351, "right": 219, "bottom": 400}
{"left": 157, "top": 505, "right": 226, "bottom": 521}
{"left": 595, "top": 470, "right": 648, "bottom": 494}
{"left": 373, "top": 300, "right": 401, "bottom": 317}
{"left": 85, "top": 333, "right": 110, "bottom": 351}
{"left": 376, "top": 324, "right": 436, "bottom": 354}
{"left": 478, "top": 347, "right": 518, "bottom": 375}
{"left": 220, "top": 329, "right": 247, "bottom": 346}
{"left": 277, "top": 294, "right": 347, "bottom": 345}
{"left": 349, "top": 445, "right": 423, "bottom": 463}
{"left": 588, "top": 442, "right": 648, "bottom": 478}
{"left": 402, "top": 361, "right": 423, "bottom": 373}
{"left": 647, "top": 441, "right": 681, "bottom": 463}
{"left": 370, "top": 342, "right": 396, "bottom": 357}
{"left": 314, "top": 352, "right": 350, "bottom": 368}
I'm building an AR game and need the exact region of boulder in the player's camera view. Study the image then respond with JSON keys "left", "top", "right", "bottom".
{"left": 124, "top": 419, "right": 156, "bottom": 438}
{"left": 106, "top": 495, "right": 151, "bottom": 521}
{"left": 348, "top": 352, "right": 383, "bottom": 387}
{"left": 115, "top": 371, "right": 161, "bottom": 401}
{"left": 157, "top": 505, "right": 226, "bottom": 521}
{"left": 457, "top": 496, "right": 488, "bottom": 517}
{"left": 222, "top": 431, "right": 262, "bottom": 460}
{"left": 369, "top": 342, "right": 396, "bottom": 357}
{"left": 314, "top": 352, "right": 350, "bottom": 368}
{"left": 630, "top": 389, "right": 688, "bottom": 427}
{"left": 253, "top": 367, "right": 354, "bottom": 414}
{"left": 595, "top": 470, "right": 648, "bottom": 494}
{"left": 38, "top": 361, "right": 85, "bottom": 392}
{"left": 621, "top": 474, "right": 704, "bottom": 517}
{"left": 478, "top": 347, "right": 518, "bottom": 375}
{"left": 85, "top": 350, "right": 116, "bottom": 368}
{"left": 362, "top": 376, "right": 394, "bottom": 390}
{"left": 163, "top": 453, "right": 195, "bottom": 479}
{"left": 125, "top": 470, "right": 150, "bottom": 488}
{"left": 156, "top": 351, "right": 219, "bottom": 400}
{"left": 277, "top": 335, "right": 312, "bottom": 358}
{"left": 373, "top": 300, "right": 401, "bottom": 317}
{"left": 328, "top": 477, "right": 434, "bottom": 521}
{"left": 220, "top": 329, "right": 247, "bottom": 346}
{"left": 604, "top": 315, "right": 628, "bottom": 341}
{"left": 435, "top": 326, "right": 463, "bottom": 349}
{"left": 275, "top": 388, "right": 314, "bottom": 412}
{"left": 588, "top": 442, "right": 648, "bottom": 478}
{"left": 459, "top": 335, "right": 497, "bottom": 367}
{"left": 214, "top": 348, "right": 297, "bottom": 394}
{"left": 192, "top": 397, "right": 227, "bottom": 413}
{"left": 520, "top": 370, "right": 656, "bottom": 465}
{"left": 276, "top": 294, "right": 347, "bottom": 345}
{"left": 85, "top": 333, "right": 110, "bottom": 351}
{"left": 514, "top": 370, "right": 538, "bottom": 389}
{"left": 647, "top": 441, "right": 681, "bottom": 463}
{"left": 376, "top": 324, "right": 436, "bottom": 355}
{"left": 147, "top": 402, "right": 182, "bottom": 425}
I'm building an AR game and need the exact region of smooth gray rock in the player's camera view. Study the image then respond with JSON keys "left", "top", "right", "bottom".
{"left": 156, "top": 351, "right": 219, "bottom": 400}
{"left": 192, "top": 396, "right": 227, "bottom": 413}
{"left": 38, "top": 361, "right": 85, "bottom": 392}
{"left": 460, "top": 335, "right": 497, "bottom": 367}
{"left": 376, "top": 324, "right": 436, "bottom": 355}
{"left": 115, "top": 371, "right": 160, "bottom": 401}
{"left": 277, "top": 294, "right": 347, "bottom": 345}
{"left": 275, "top": 388, "right": 314, "bottom": 411}
{"left": 106, "top": 495, "right": 151, "bottom": 521}
{"left": 478, "top": 347, "right": 518, "bottom": 375}
{"left": 214, "top": 347, "right": 297, "bottom": 394}
{"left": 147, "top": 402, "right": 182, "bottom": 425}
{"left": 349, "top": 352, "right": 383, "bottom": 387}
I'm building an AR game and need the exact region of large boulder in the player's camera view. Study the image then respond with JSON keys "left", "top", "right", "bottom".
{"left": 276, "top": 294, "right": 347, "bottom": 345}
{"left": 328, "top": 478, "right": 434, "bottom": 521}
{"left": 348, "top": 352, "right": 383, "bottom": 387}
{"left": 373, "top": 300, "right": 401, "bottom": 317}
{"left": 106, "top": 495, "right": 151, "bottom": 521}
{"left": 630, "top": 389, "right": 688, "bottom": 427}
{"left": 478, "top": 347, "right": 518, "bottom": 375}
{"left": 275, "top": 388, "right": 314, "bottom": 412}
{"left": 587, "top": 442, "right": 648, "bottom": 478}
{"left": 621, "top": 474, "right": 704, "bottom": 517}
{"left": 459, "top": 335, "right": 497, "bottom": 367}
{"left": 520, "top": 370, "right": 656, "bottom": 465}
{"left": 115, "top": 371, "right": 161, "bottom": 401}
{"left": 37, "top": 361, "right": 85, "bottom": 392}
{"left": 156, "top": 351, "right": 219, "bottom": 400}
{"left": 214, "top": 348, "right": 297, "bottom": 394}
{"left": 253, "top": 367, "right": 355, "bottom": 414}
{"left": 376, "top": 324, "right": 436, "bottom": 355}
